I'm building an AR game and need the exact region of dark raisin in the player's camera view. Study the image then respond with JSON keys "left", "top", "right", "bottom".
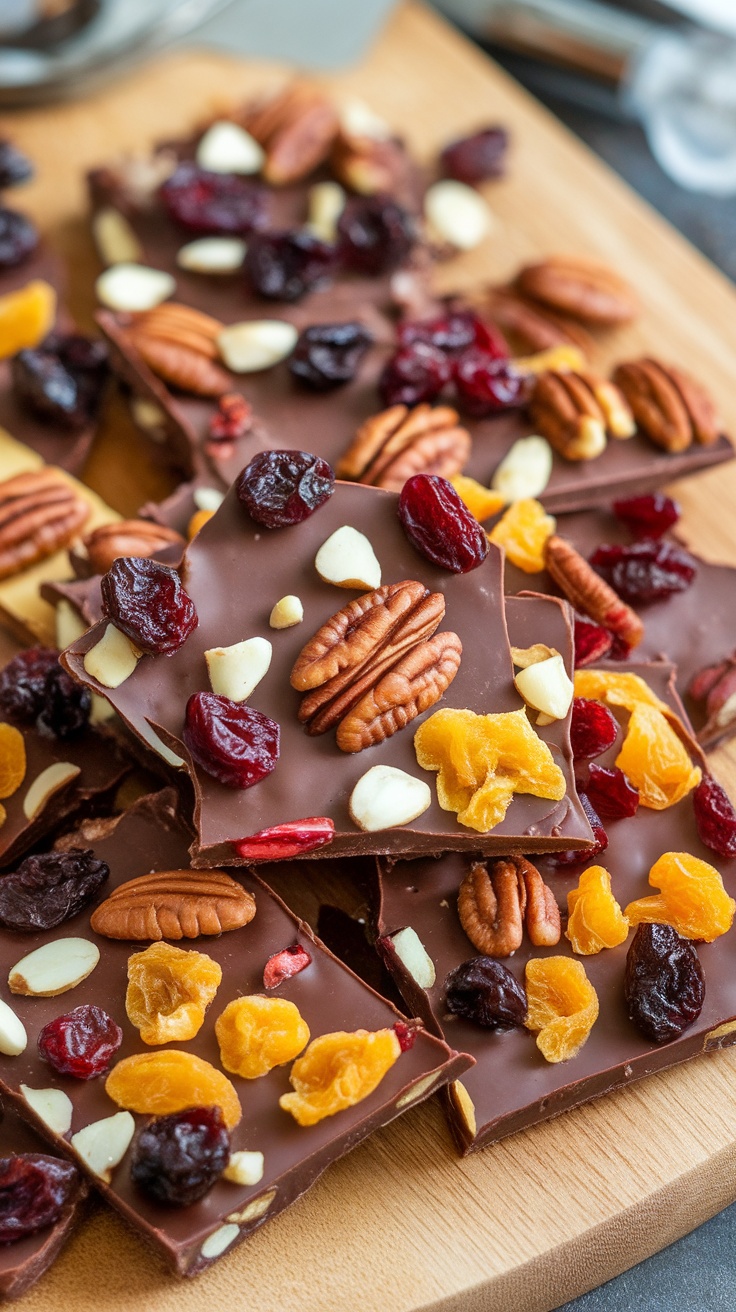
{"left": 398, "top": 473, "right": 488, "bottom": 573}
{"left": 183, "top": 692, "right": 280, "bottom": 789}
{"left": 0, "top": 1155, "right": 78, "bottom": 1243}
{"left": 378, "top": 343, "right": 451, "bottom": 408}
{"left": 101, "top": 557, "right": 197, "bottom": 656}
{"left": 0, "top": 141, "right": 34, "bottom": 189}
{"left": 625, "top": 922, "right": 705, "bottom": 1043}
{"left": 440, "top": 127, "right": 509, "bottom": 185}
{"left": 573, "top": 615, "right": 613, "bottom": 668}
{"left": 130, "top": 1107, "right": 230, "bottom": 1207}
{"left": 693, "top": 775, "right": 736, "bottom": 858}
{"left": 570, "top": 697, "right": 618, "bottom": 760}
{"left": 589, "top": 541, "right": 696, "bottom": 604}
{"left": 612, "top": 493, "right": 680, "bottom": 540}
{"left": 244, "top": 230, "right": 335, "bottom": 302}
{"left": 38, "top": 1004, "right": 122, "bottom": 1080}
{"left": 160, "top": 162, "right": 266, "bottom": 235}
{"left": 0, "top": 208, "right": 38, "bottom": 269}
{"left": 398, "top": 309, "right": 508, "bottom": 360}
{"left": 12, "top": 334, "right": 109, "bottom": 431}
{"left": 453, "top": 350, "right": 528, "bottom": 417}
{"left": 586, "top": 763, "right": 639, "bottom": 819}
{"left": 36, "top": 665, "right": 91, "bottom": 739}
{"left": 0, "top": 648, "right": 58, "bottom": 721}
{"left": 289, "top": 322, "right": 373, "bottom": 390}
{"left": 237, "top": 449, "right": 334, "bottom": 528}
{"left": 0, "top": 849, "right": 109, "bottom": 932}
{"left": 445, "top": 956, "right": 527, "bottom": 1028}
{"left": 337, "top": 195, "right": 416, "bottom": 275}
{"left": 551, "top": 792, "right": 608, "bottom": 866}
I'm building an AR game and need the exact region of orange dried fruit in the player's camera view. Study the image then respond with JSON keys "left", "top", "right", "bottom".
{"left": 414, "top": 706, "right": 566, "bottom": 833}
{"left": 106, "top": 1050, "right": 241, "bottom": 1128}
{"left": 573, "top": 670, "right": 668, "bottom": 716}
{"left": 616, "top": 703, "right": 700, "bottom": 810}
{"left": 449, "top": 474, "right": 505, "bottom": 523}
{"left": 187, "top": 508, "right": 214, "bottom": 540}
{"left": 279, "top": 1028, "right": 401, "bottom": 1126}
{"left": 625, "top": 851, "right": 735, "bottom": 942}
{"left": 125, "top": 941, "right": 222, "bottom": 1044}
{"left": 566, "top": 865, "right": 629, "bottom": 954}
{"left": 0, "top": 723, "right": 26, "bottom": 799}
{"left": 488, "top": 498, "right": 556, "bottom": 573}
{"left": 0, "top": 280, "right": 56, "bottom": 360}
{"left": 215, "top": 995, "right": 310, "bottom": 1078}
{"left": 0, "top": 803, "right": 6, "bottom": 831}
{"left": 525, "top": 956, "right": 599, "bottom": 1062}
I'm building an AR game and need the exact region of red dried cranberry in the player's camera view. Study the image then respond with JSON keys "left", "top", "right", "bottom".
{"left": 625, "top": 922, "right": 704, "bottom": 1043}
{"left": 693, "top": 775, "right": 736, "bottom": 858}
{"left": 289, "top": 321, "right": 373, "bottom": 390}
{"left": 244, "top": 230, "right": 334, "bottom": 302}
{"left": 0, "top": 849, "right": 109, "bottom": 932}
{"left": 0, "top": 647, "right": 58, "bottom": 721}
{"left": 184, "top": 692, "right": 280, "bottom": 789}
{"left": 570, "top": 697, "right": 618, "bottom": 760}
{"left": 586, "top": 763, "right": 639, "bottom": 819}
{"left": 398, "top": 473, "right": 489, "bottom": 573}
{"left": 0, "top": 1155, "right": 78, "bottom": 1242}
{"left": 101, "top": 557, "right": 197, "bottom": 656}
{"left": 379, "top": 342, "right": 451, "bottom": 407}
{"left": 551, "top": 792, "right": 608, "bottom": 866}
{"left": 207, "top": 392, "right": 252, "bottom": 459}
{"left": 0, "top": 141, "right": 34, "bottom": 189}
{"left": 453, "top": 350, "right": 528, "bottom": 417}
{"left": 0, "top": 207, "right": 38, "bottom": 268}
{"left": 589, "top": 541, "right": 696, "bottom": 604}
{"left": 130, "top": 1107, "right": 230, "bottom": 1207}
{"left": 607, "top": 633, "right": 632, "bottom": 661}
{"left": 160, "top": 161, "right": 265, "bottom": 235}
{"left": 393, "top": 1020, "right": 417, "bottom": 1051}
{"left": 235, "top": 817, "right": 334, "bottom": 860}
{"left": 573, "top": 615, "right": 613, "bottom": 668}
{"left": 440, "top": 126, "right": 509, "bottom": 185}
{"left": 444, "top": 957, "right": 527, "bottom": 1028}
{"left": 37, "top": 665, "right": 91, "bottom": 739}
{"left": 263, "top": 942, "right": 312, "bottom": 989}
{"left": 397, "top": 309, "right": 508, "bottom": 360}
{"left": 12, "top": 334, "right": 109, "bottom": 431}
{"left": 237, "top": 449, "right": 334, "bottom": 528}
{"left": 38, "top": 1005, "right": 122, "bottom": 1079}
{"left": 612, "top": 493, "right": 680, "bottom": 540}
{"left": 337, "top": 195, "right": 416, "bottom": 275}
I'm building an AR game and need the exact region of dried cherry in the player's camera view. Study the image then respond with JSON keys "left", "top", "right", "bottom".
{"left": 0, "top": 647, "right": 58, "bottom": 721}
{"left": 693, "top": 775, "right": 736, "bottom": 858}
{"left": 0, "top": 207, "right": 37, "bottom": 269}
{"left": 0, "top": 141, "right": 33, "bottom": 190}
{"left": 38, "top": 1004, "right": 122, "bottom": 1079}
{"left": 586, "top": 763, "right": 639, "bottom": 819}
{"left": 0, "top": 1155, "right": 78, "bottom": 1242}
{"left": 589, "top": 541, "right": 696, "bottom": 604}
{"left": 289, "top": 321, "right": 373, "bottom": 390}
{"left": 244, "top": 230, "right": 335, "bottom": 301}
{"left": 12, "top": 334, "right": 108, "bottom": 430}
{"left": 237, "top": 449, "right": 334, "bottom": 528}
{"left": 184, "top": 692, "right": 280, "bottom": 789}
{"left": 160, "top": 162, "right": 266, "bottom": 235}
{"left": 36, "top": 665, "right": 91, "bottom": 739}
{"left": 337, "top": 195, "right": 416, "bottom": 275}
{"left": 445, "top": 956, "right": 527, "bottom": 1028}
{"left": 101, "top": 556, "right": 197, "bottom": 656}
{"left": 398, "top": 473, "right": 488, "bottom": 573}
{"left": 130, "top": 1107, "right": 230, "bottom": 1207}
{"left": 440, "top": 127, "right": 509, "bottom": 184}
{"left": 570, "top": 697, "right": 618, "bottom": 760}
{"left": 0, "top": 849, "right": 109, "bottom": 932}
{"left": 624, "top": 922, "right": 705, "bottom": 1043}
{"left": 378, "top": 342, "right": 451, "bottom": 408}
{"left": 573, "top": 615, "right": 614, "bottom": 668}
{"left": 397, "top": 309, "right": 508, "bottom": 360}
{"left": 551, "top": 791, "right": 608, "bottom": 866}
{"left": 453, "top": 350, "right": 528, "bottom": 417}
{"left": 612, "top": 493, "right": 680, "bottom": 540}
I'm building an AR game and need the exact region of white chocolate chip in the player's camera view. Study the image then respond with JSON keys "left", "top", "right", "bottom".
{"left": 269, "top": 595, "right": 303, "bottom": 629}
{"left": 177, "top": 237, "right": 246, "bottom": 274}
{"left": 9, "top": 938, "right": 100, "bottom": 997}
{"left": 515, "top": 652, "right": 574, "bottom": 722}
{"left": 23, "top": 762, "right": 81, "bottom": 821}
{"left": 56, "top": 600, "right": 87, "bottom": 650}
{"left": 71, "top": 1111, "right": 135, "bottom": 1182}
{"left": 306, "top": 181, "right": 346, "bottom": 243}
{"left": 200, "top": 1223, "right": 240, "bottom": 1260}
{"left": 83, "top": 624, "right": 141, "bottom": 689}
{"left": 223, "top": 1151, "right": 265, "bottom": 1186}
{"left": 96, "top": 263, "right": 176, "bottom": 313}
{"left": 424, "top": 180, "right": 492, "bottom": 251}
{"left": 339, "top": 98, "right": 392, "bottom": 141}
{"left": 349, "top": 765, "right": 431, "bottom": 832}
{"left": 92, "top": 207, "right": 143, "bottom": 267}
{"left": 492, "top": 435, "right": 553, "bottom": 503}
{"left": 0, "top": 999, "right": 27, "bottom": 1056}
{"left": 196, "top": 120, "right": 265, "bottom": 174}
{"left": 388, "top": 927, "right": 436, "bottom": 989}
{"left": 315, "top": 525, "right": 381, "bottom": 590}
{"left": 217, "top": 320, "right": 298, "bottom": 373}
{"left": 205, "top": 637, "right": 272, "bottom": 702}
{"left": 21, "top": 1085, "right": 72, "bottom": 1135}
{"left": 193, "top": 486, "right": 225, "bottom": 514}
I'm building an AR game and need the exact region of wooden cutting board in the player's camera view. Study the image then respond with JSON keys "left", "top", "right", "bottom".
{"left": 4, "top": 4, "right": 736, "bottom": 1309}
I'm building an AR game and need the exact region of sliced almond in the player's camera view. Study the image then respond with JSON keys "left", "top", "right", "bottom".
{"left": 224, "top": 1150, "right": 265, "bottom": 1186}
{"left": 395, "top": 1072, "right": 438, "bottom": 1109}
{"left": 205, "top": 637, "right": 272, "bottom": 702}
{"left": 515, "top": 652, "right": 574, "bottom": 721}
{"left": 492, "top": 435, "right": 553, "bottom": 503}
{"left": 269, "top": 594, "right": 303, "bottom": 629}
{"left": 201, "top": 1223, "right": 240, "bottom": 1260}
{"left": 21, "top": 1085, "right": 72, "bottom": 1135}
{"left": 306, "top": 181, "right": 346, "bottom": 243}
{"left": 388, "top": 926, "right": 436, "bottom": 989}
{"left": 71, "top": 1111, "right": 135, "bottom": 1182}
{"left": 511, "top": 643, "right": 558, "bottom": 670}
{"left": 450, "top": 1079, "right": 477, "bottom": 1137}
{"left": 139, "top": 722, "right": 185, "bottom": 769}
{"left": 315, "top": 525, "right": 381, "bottom": 590}
{"left": 424, "top": 180, "right": 492, "bottom": 251}
{"left": 9, "top": 937, "right": 100, "bottom": 997}
{"left": 177, "top": 237, "right": 246, "bottom": 274}
{"left": 196, "top": 120, "right": 265, "bottom": 175}
{"left": 56, "top": 599, "right": 87, "bottom": 650}
{"left": 193, "top": 486, "right": 225, "bottom": 513}
{"left": 96, "top": 263, "right": 176, "bottom": 313}
{"left": 23, "top": 762, "right": 81, "bottom": 821}
{"left": 83, "top": 623, "right": 141, "bottom": 689}
{"left": 0, "top": 998, "right": 27, "bottom": 1055}
{"left": 349, "top": 765, "right": 431, "bottom": 832}
{"left": 217, "top": 320, "right": 298, "bottom": 373}
{"left": 92, "top": 207, "right": 143, "bottom": 267}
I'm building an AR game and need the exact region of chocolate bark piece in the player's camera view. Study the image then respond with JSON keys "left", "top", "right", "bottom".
{"left": 1, "top": 789, "right": 470, "bottom": 1277}
{"left": 62, "top": 480, "right": 593, "bottom": 864}
{"left": 374, "top": 647, "right": 735, "bottom": 1153}
{"left": 0, "top": 1106, "right": 87, "bottom": 1301}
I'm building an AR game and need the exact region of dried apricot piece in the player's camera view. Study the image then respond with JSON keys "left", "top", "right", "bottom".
{"left": 0, "top": 723, "right": 26, "bottom": 799}
{"left": 449, "top": 474, "right": 505, "bottom": 523}
{"left": 215, "top": 995, "right": 309, "bottom": 1078}
{"left": 616, "top": 704, "right": 701, "bottom": 810}
{"left": 0, "top": 803, "right": 6, "bottom": 831}
{"left": 525, "top": 956, "right": 599, "bottom": 1062}
{"left": 106, "top": 1050, "right": 241, "bottom": 1128}
{"left": 126, "top": 942, "right": 222, "bottom": 1044}
{"left": 566, "top": 865, "right": 629, "bottom": 954}
{"left": 488, "top": 498, "right": 556, "bottom": 573}
{"left": 279, "top": 1028, "right": 401, "bottom": 1126}
{"left": 0, "top": 280, "right": 56, "bottom": 360}
{"left": 625, "top": 851, "right": 735, "bottom": 942}
{"left": 573, "top": 670, "right": 668, "bottom": 715}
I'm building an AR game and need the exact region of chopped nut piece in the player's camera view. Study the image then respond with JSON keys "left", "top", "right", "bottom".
{"left": 92, "top": 208, "right": 143, "bottom": 266}
{"left": 458, "top": 856, "right": 561, "bottom": 957}
{"left": 306, "top": 180, "right": 346, "bottom": 243}
{"left": 544, "top": 534, "right": 644, "bottom": 648}
{"left": 337, "top": 404, "right": 471, "bottom": 493}
{"left": 491, "top": 435, "right": 553, "bottom": 502}
{"left": 517, "top": 255, "right": 638, "bottom": 325}
{"left": 23, "top": 762, "right": 81, "bottom": 821}
{"left": 196, "top": 120, "right": 264, "bottom": 174}
{"left": 384, "top": 926, "right": 436, "bottom": 988}
{"left": 71, "top": 1111, "right": 135, "bottom": 1182}
{"left": 83, "top": 623, "right": 141, "bottom": 688}
{"left": 224, "top": 1151, "right": 264, "bottom": 1186}
{"left": 349, "top": 764, "right": 431, "bottom": 831}
{"left": 514, "top": 652, "right": 573, "bottom": 721}
{"left": 205, "top": 636, "right": 272, "bottom": 702}
{"left": 0, "top": 998, "right": 27, "bottom": 1055}
{"left": 424, "top": 180, "right": 492, "bottom": 250}
{"left": 242, "top": 81, "right": 339, "bottom": 184}
{"left": 9, "top": 937, "right": 100, "bottom": 997}
{"left": 314, "top": 525, "right": 381, "bottom": 590}
{"left": 96, "top": 263, "right": 176, "bottom": 313}
{"left": 20, "top": 1085, "right": 72, "bottom": 1134}
{"left": 269, "top": 594, "right": 304, "bottom": 629}
{"left": 177, "top": 237, "right": 246, "bottom": 274}
{"left": 217, "top": 319, "right": 298, "bottom": 373}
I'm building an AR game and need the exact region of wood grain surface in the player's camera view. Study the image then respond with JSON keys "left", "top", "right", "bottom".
{"left": 3, "top": 4, "right": 736, "bottom": 1309}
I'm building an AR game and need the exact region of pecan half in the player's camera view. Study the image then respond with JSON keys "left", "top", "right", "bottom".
{"left": 544, "top": 533, "right": 644, "bottom": 648}
{"left": 330, "top": 131, "right": 413, "bottom": 198}
{"left": 337, "top": 403, "right": 471, "bottom": 492}
{"left": 458, "top": 855, "right": 560, "bottom": 957}
{"left": 125, "top": 302, "right": 230, "bottom": 397}
{"left": 241, "top": 82, "right": 339, "bottom": 185}
{"left": 487, "top": 288, "right": 594, "bottom": 357}
{"left": 529, "top": 370, "right": 634, "bottom": 461}
{"left": 517, "top": 255, "right": 639, "bottom": 325}
{"left": 90, "top": 869, "right": 256, "bottom": 940}
{"left": 612, "top": 358, "right": 721, "bottom": 452}
{"left": 336, "top": 630, "right": 462, "bottom": 752}
{"left": 83, "top": 520, "right": 186, "bottom": 574}
{"left": 0, "top": 469, "right": 90, "bottom": 580}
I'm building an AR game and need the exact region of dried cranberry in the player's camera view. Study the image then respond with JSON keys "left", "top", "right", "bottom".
{"left": 397, "top": 309, "right": 508, "bottom": 360}
{"left": 184, "top": 692, "right": 280, "bottom": 789}
{"left": 379, "top": 342, "right": 451, "bottom": 408}
{"left": 573, "top": 615, "right": 613, "bottom": 668}
{"left": 440, "top": 126, "right": 509, "bottom": 185}
{"left": 101, "top": 557, "right": 197, "bottom": 656}
{"left": 453, "top": 350, "right": 528, "bottom": 417}
{"left": 38, "top": 1004, "right": 122, "bottom": 1079}
{"left": 0, "top": 1155, "right": 78, "bottom": 1242}
{"left": 12, "top": 333, "right": 109, "bottom": 431}
{"left": 289, "top": 321, "right": 373, "bottom": 390}
{"left": 130, "top": 1107, "right": 230, "bottom": 1207}
{"left": 625, "top": 922, "right": 705, "bottom": 1044}
{"left": 37, "top": 665, "right": 91, "bottom": 739}
{"left": 398, "top": 473, "right": 488, "bottom": 573}
{"left": 586, "top": 763, "right": 639, "bottom": 819}
{"left": 244, "top": 230, "right": 334, "bottom": 302}
{"left": 0, "top": 849, "right": 109, "bottom": 932}
{"left": 445, "top": 956, "right": 527, "bottom": 1028}
{"left": 393, "top": 1021, "right": 417, "bottom": 1051}
{"left": 589, "top": 541, "right": 696, "bottom": 604}
{"left": 237, "top": 449, "right": 334, "bottom": 528}
{"left": 570, "top": 697, "right": 618, "bottom": 760}
{"left": 607, "top": 633, "right": 632, "bottom": 661}
{"left": 263, "top": 943, "right": 312, "bottom": 989}
{"left": 693, "top": 775, "right": 736, "bottom": 858}
{"left": 0, "top": 141, "right": 34, "bottom": 189}
{"left": 0, "top": 207, "right": 38, "bottom": 269}
{"left": 612, "top": 493, "right": 680, "bottom": 540}
{"left": 160, "top": 161, "right": 265, "bottom": 235}
{"left": 551, "top": 792, "right": 608, "bottom": 866}
{"left": 207, "top": 392, "right": 252, "bottom": 458}
{"left": 0, "top": 647, "right": 58, "bottom": 721}
{"left": 337, "top": 195, "right": 416, "bottom": 276}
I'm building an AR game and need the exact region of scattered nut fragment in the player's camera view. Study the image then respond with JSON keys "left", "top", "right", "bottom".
{"left": 131, "top": 395, "right": 167, "bottom": 435}
{"left": 177, "top": 237, "right": 247, "bottom": 274}
{"left": 515, "top": 652, "right": 574, "bottom": 721}
{"left": 314, "top": 525, "right": 381, "bottom": 590}
{"left": 270, "top": 594, "right": 304, "bottom": 629}
{"left": 217, "top": 320, "right": 298, "bottom": 373}
{"left": 83, "top": 519, "right": 185, "bottom": 574}
{"left": 56, "top": 599, "right": 87, "bottom": 649}
{"left": 612, "top": 358, "right": 720, "bottom": 451}
{"left": 338, "top": 98, "right": 392, "bottom": 141}
{"left": 306, "top": 180, "right": 346, "bottom": 243}
{"left": 459, "top": 856, "right": 561, "bottom": 957}
{"left": 0, "top": 997, "right": 27, "bottom": 1055}
{"left": 201, "top": 1224, "right": 240, "bottom": 1259}
{"left": 71, "top": 1111, "right": 135, "bottom": 1182}
{"left": 349, "top": 764, "right": 431, "bottom": 832}
{"left": 9, "top": 937, "right": 100, "bottom": 997}
{"left": 23, "top": 762, "right": 81, "bottom": 821}
{"left": 92, "top": 207, "right": 143, "bottom": 266}
{"left": 517, "top": 255, "right": 639, "bottom": 325}
{"left": 449, "top": 1080, "right": 476, "bottom": 1138}
{"left": 194, "top": 486, "right": 226, "bottom": 514}
{"left": 196, "top": 120, "right": 265, "bottom": 174}
{"left": 21, "top": 1085, "right": 72, "bottom": 1134}
{"left": 224, "top": 1151, "right": 265, "bottom": 1187}
{"left": 96, "top": 263, "right": 176, "bottom": 312}
{"left": 491, "top": 435, "right": 553, "bottom": 502}
{"left": 511, "top": 643, "right": 557, "bottom": 669}
{"left": 424, "top": 180, "right": 492, "bottom": 251}
{"left": 385, "top": 926, "right": 436, "bottom": 988}
{"left": 205, "top": 637, "right": 272, "bottom": 702}
{"left": 83, "top": 623, "right": 141, "bottom": 688}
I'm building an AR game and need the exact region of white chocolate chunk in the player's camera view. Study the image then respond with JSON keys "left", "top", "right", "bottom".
{"left": 96, "top": 263, "right": 175, "bottom": 312}
{"left": 315, "top": 526, "right": 381, "bottom": 590}
{"left": 21, "top": 1085, "right": 72, "bottom": 1135}
{"left": 201, "top": 1223, "right": 240, "bottom": 1260}
{"left": 23, "top": 762, "right": 81, "bottom": 821}
{"left": 492, "top": 435, "right": 553, "bottom": 503}
{"left": 269, "top": 595, "right": 303, "bottom": 629}
{"left": 515, "top": 653, "right": 574, "bottom": 721}
{"left": 71, "top": 1111, "right": 135, "bottom": 1182}
{"left": 217, "top": 320, "right": 298, "bottom": 373}
{"left": 224, "top": 1151, "right": 265, "bottom": 1186}
{"left": 205, "top": 637, "right": 272, "bottom": 702}
{"left": 424, "top": 180, "right": 492, "bottom": 251}
{"left": 0, "top": 999, "right": 27, "bottom": 1056}
{"left": 196, "top": 120, "right": 264, "bottom": 174}
{"left": 388, "top": 926, "right": 436, "bottom": 989}
{"left": 92, "top": 207, "right": 143, "bottom": 266}
{"left": 177, "top": 237, "right": 246, "bottom": 274}
{"left": 84, "top": 624, "right": 141, "bottom": 689}
{"left": 349, "top": 765, "right": 431, "bottom": 832}
{"left": 9, "top": 938, "right": 100, "bottom": 997}
{"left": 56, "top": 599, "right": 87, "bottom": 650}
{"left": 306, "top": 181, "right": 346, "bottom": 243}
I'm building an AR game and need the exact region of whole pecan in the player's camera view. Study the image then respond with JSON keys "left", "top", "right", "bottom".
{"left": 0, "top": 469, "right": 90, "bottom": 580}
{"left": 544, "top": 534, "right": 644, "bottom": 648}
{"left": 517, "top": 255, "right": 639, "bottom": 326}
{"left": 83, "top": 520, "right": 186, "bottom": 574}
{"left": 336, "top": 630, "right": 462, "bottom": 752}
{"left": 241, "top": 81, "right": 339, "bottom": 185}
{"left": 529, "top": 369, "right": 634, "bottom": 461}
{"left": 612, "top": 358, "right": 721, "bottom": 452}
{"left": 487, "top": 288, "right": 595, "bottom": 357}
{"left": 458, "top": 855, "right": 560, "bottom": 957}
{"left": 337, "top": 403, "right": 471, "bottom": 492}
{"left": 125, "top": 302, "right": 230, "bottom": 397}
{"left": 90, "top": 869, "right": 256, "bottom": 940}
